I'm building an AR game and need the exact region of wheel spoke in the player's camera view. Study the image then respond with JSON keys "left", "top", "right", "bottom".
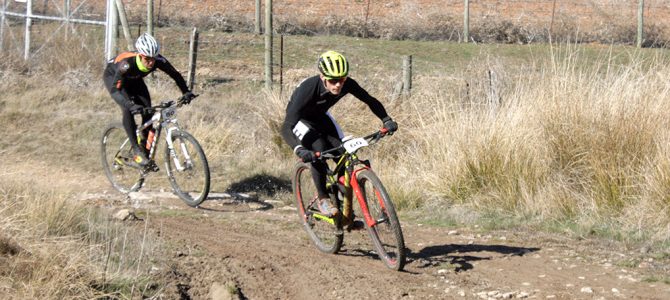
{"left": 101, "top": 124, "right": 144, "bottom": 194}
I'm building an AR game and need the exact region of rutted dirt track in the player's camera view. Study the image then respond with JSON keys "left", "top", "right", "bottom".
{"left": 91, "top": 189, "right": 670, "bottom": 299}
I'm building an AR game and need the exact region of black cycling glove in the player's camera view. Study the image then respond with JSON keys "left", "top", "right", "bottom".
{"left": 182, "top": 91, "right": 196, "bottom": 104}
{"left": 382, "top": 117, "right": 398, "bottom": 133}
{"left": 295, "top": 146, "right": 317, "bottom": 163}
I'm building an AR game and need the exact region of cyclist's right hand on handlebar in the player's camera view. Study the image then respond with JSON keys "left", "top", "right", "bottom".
{"left": 129, "top": 104, "right": 153, "bottom": 115}
{"left": 382, "top": 117, "right": 398, "bottom": 133}
{"left": 295, "top": 146, "right": 317, "bottom": 163}
{"left": 129, "top": 104, "right": 144, "bottom": 115}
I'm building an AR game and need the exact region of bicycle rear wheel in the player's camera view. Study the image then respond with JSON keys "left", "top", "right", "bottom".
{"left": 164, "top": 130, "right": 210, "bottom": 207}
{"left": 100, "top": 123, "right": 144, "bottom": 193}
{"left": 292, "top": 162, "right": 343, "bottom": 254}
{"left": 356, "top": 169, "right": 406, "bottom": 271}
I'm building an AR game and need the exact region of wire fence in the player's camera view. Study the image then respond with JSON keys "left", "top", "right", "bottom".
{"left": 106, "top": 0, "right": 670, "bottom": 46}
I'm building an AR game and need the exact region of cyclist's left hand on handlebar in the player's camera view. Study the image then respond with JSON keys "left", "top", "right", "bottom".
{"left": 295, "top": 146, "right": 317, "bottom": 163}
{"left": 181, "top": 91, "right": 197, "bottom": 104}
{"left": 382, "top": 117, "right": 398, "bottom": 134}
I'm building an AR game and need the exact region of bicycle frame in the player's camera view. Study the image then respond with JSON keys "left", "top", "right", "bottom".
{"left": 317, "top": 130, "right": 388, "bottom": 229}
{"left": 135, "top": 100, "right": 193, "bottom": 172}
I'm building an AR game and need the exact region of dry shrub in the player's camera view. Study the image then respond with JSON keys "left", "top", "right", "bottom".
{"left": 378, "top": 14, "right": 461, "bottom": 41}
{"left": 471, "top": 19, "right": 543, "bottom": 44}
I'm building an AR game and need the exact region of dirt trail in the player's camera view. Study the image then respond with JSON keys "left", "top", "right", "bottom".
{"left": 89, "top": 189, "right": 670, "bottom": 300}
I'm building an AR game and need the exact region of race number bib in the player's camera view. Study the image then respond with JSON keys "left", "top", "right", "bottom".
{"left": 292, "top": 121, "right": 310, "bottom": 141}
{"left": 343, "top": 138, "right": 368, "bottom": 153}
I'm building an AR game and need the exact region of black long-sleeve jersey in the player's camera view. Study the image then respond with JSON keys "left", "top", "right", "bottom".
{"left": 281, "top": 75, "right": 389, "bottom": 150}
{"left": 103, "top": 52, "right": 189, "bottom": 108}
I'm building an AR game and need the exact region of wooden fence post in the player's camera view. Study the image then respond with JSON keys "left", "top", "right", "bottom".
{"left": 402, "top": 55, "right": 412, "bottom": 96}
{"left": 463, "top": 0, "right": 469, "bottom": 43}
{"left": 264, "top": 0, "right": 273, "bottom": 90}
{"left": 188, "top": 27, "right": 199, "bottom": 91}
{"left": 637, "top": 0, "right": 644, "bottom": 48}
{"left": 115, "top": 0, "right": 134, "bottom": 51}
{"left": 255, "top": 0, "right": 261, "bottom": 34}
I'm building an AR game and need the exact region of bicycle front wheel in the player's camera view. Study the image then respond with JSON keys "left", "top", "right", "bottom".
{"left": 100, "top": 123, "right": 144, "bottom": 193}
{"left": 357, "top": 169, "right": 406, "bottom": 271}
{"left": 164, "top": 131, "right": 210, "bottom": 207}
{"left": 292, "top": 162, "right": 343, "bottom": 254}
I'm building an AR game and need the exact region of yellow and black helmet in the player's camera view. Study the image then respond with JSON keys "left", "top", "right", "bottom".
{"left": 318, "top": 51, "right": 349, "bottom": 80}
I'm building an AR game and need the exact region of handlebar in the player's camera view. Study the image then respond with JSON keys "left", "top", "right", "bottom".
{"left": 316, "top": 128, "right": 391, "bottom": 159}
{"left": 143, "top": 94, "right": 200, "bottom": 114}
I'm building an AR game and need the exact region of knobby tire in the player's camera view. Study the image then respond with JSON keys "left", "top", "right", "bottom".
{"left": 100, "top": 123, "right": 144, "bottom": 193}
{"left": 357, "top": 169, "right": 406, "bottom": 271}
{"left": 164, "top": 131, "right": 210, "bottom": 207}
{"left": 292, "top": 162, "right": 343, "bottom": 254}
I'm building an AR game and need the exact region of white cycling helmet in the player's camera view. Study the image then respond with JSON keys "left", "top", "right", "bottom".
{"left": 135, "top": 33, "right": 160, "bottom": 57}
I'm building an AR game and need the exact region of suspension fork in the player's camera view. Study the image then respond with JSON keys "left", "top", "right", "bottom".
{"left": 350, "top": 166, "right": 377, "bottom": 227}
{"left": 166, "top": 127, "right": 192, "bottom": 171}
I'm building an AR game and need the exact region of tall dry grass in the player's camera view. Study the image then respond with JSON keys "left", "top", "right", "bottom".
{"left": 248, "top": 44, "right": 670, "bottom": 245}
{"left": 0, "top": 177, "right": 167, "bottom": 298}
{"left": 373, "top": 44, "right": 670, "bottom": 244}
{"left": 0, "top": 27, "right": 177, "bottom": 298}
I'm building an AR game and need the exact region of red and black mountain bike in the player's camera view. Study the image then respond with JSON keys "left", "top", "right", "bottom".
{"left": 292, "top": 128, "right": 406, "bottom": 271}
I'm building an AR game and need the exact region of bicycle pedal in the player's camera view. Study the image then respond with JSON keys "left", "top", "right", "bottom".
{"left": 144, "top": 162, "right": 160, "bottom": 172}
{"left": 347, "top": 220, "right": 366, "bottom": 232}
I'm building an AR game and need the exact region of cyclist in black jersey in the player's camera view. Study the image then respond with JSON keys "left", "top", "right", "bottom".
{"left": 103, "top": 33, "right": 195, "bottom": 167}
{"left": 281, "top": 50, "right": 398, "bottom": 217}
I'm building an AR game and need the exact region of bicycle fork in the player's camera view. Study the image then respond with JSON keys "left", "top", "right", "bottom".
{"left": 350, "top": 168, "right": 386, "bottom": 228}
{"left": 166, "top": 127, "right": 193, "bottom": 171}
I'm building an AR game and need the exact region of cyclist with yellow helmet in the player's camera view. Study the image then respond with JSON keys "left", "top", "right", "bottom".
{"left": 281, "top": 50, "right": 398, "bottom": 217}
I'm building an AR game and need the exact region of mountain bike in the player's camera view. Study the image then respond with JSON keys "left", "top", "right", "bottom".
{"left": 100, "top": 95, "right": 210, "bottom": 207}
{"left": 292, "top": 128, "right": 406, "bottom": 271}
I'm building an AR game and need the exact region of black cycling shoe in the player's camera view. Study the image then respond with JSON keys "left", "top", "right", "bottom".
{"left": 144, "top": 161, "right": 160, "bottom": 172}
{"left": 133, "top": 148, "right": 150, "bottom": 167}
{"left": 347, "top": 220, "right": 366, "bottom": 231}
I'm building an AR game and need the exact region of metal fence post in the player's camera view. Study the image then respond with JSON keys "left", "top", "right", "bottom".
{"left": 64, "top": 0, "right": 70, "bottom": 37}
{"left": 1, "top": 0, "right": 6, "bottom": 51}
{"left": 279, "top": 34, "right": 284, "bottom": 94}
{"left": 147, "top": 0, "right": 153, "bottom": 36}
{"left": 264, "top": 0, "right": 272, "bottom": 90}
{"left": 24, "top": 0, "right": 32, "bottom": 60}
